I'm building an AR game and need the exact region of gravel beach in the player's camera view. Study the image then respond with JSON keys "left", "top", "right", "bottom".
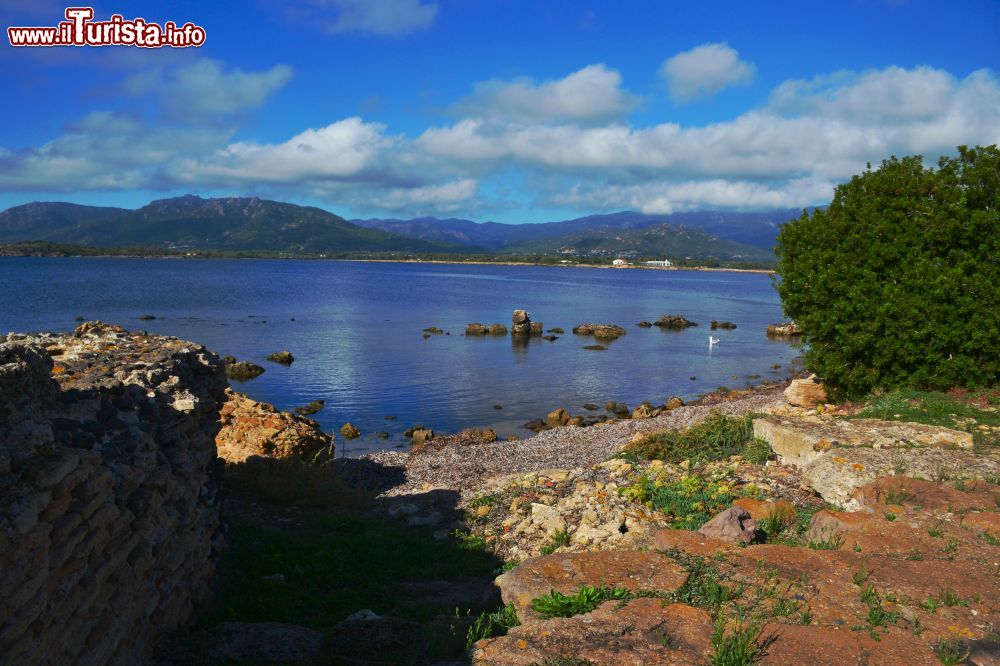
{"left": 364, "top": 383, "right": 788, "bottom": 497}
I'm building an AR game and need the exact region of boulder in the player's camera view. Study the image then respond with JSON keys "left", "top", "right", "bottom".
{"left": 766, "top": 321, "right": 802, "bottom": 336}
{"left": 465, "top": 323, "right": 487, "bottom": 335}
{"left": 340, "top": 423, "right": 360, "bottom": 439}
{"left": 784, "top": 374, "right": 827, "bottom": 407}
{"left": 697, "top": 507, "right": 757, "bottom": 544}
{"left": 216, "top": 390, "right": 332, "bottom": 462}
{"left": 653, "top": 314, "right": 698, "bottom": 329}
{"left": 548, "top": 327, "right": 565, "bottom": 334}
{"left": 472, "top": 600, "right": 712, "bottom": 665}
{"left": 410, "top": 428, "right": 434, "bottom": 445}
{"left": 224, "top": 359, "right": 265, "bottom": 381}
{"left": 665, "top": 396, "right": 685, "bottom": 410}
{"left": 636, "top": 321, "right": 653, "bottom": 328}
{"left": 630, "top": 403, "right": 657, "bottom": 419}
{"left": 802, "top": 447, "right": 1000, "bottom": 508}
{"left": 710, "top": 320, "right": 737, "bottom": 330}
{"left": 266, "top": 350, "right": 294, "bottom": 365}
{"left": 422, "top": 327, "right": 443, "bottom": 335}
{"left": 487, "top": 323, "right": 508, "bottom": 335}
{"left": 545, "top": 408, "right": 570, "bottom": 428}
{"left": 572, "top": 324, "right": 626, "bottom": 340}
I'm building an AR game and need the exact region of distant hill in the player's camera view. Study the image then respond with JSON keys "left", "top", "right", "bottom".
{"left": 353, "top": 209, "right": 800, "bottom": 251}
{"left": 497, "top": 222, "right": 775, "bottom": 262}
{"left": 0, "top": 196, "right": 797, "bottom": 260}
{"left": 0, "top": 196, "right": 471, "bottom": 254}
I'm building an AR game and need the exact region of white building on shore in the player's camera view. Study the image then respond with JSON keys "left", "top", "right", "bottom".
{"left": 644, "top": 259, "right": 673, "bottom": 267}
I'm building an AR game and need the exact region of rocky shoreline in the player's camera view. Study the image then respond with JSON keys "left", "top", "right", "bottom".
{"left": 4, "top": 322, "right": 996, "bottom": 664}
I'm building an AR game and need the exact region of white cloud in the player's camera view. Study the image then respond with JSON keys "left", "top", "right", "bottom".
{"left": 552, "top": 177, "right": 836, "bottom": 215}
{"left": 2, "top": 63, "right": 998, "bottom": 217}
{"left": 176, "top": 117, "right": 395, "bottom": 184}
{"left": 661, "top": 42, "right": 756, "bottom": 101}
{"left": 454, "top": 64, "right": 637, "bottom": 124}
{"left": 123, "top": 59, "right": 293, "bottom": 118}
{"left": 0, "top": 111, "right": 229, "bottom": 191}
{"left": 369, "top": 179, "right": 478, "bottom": 211}
{"left": 285, "top": 0, "right": 437, "bottom": 36}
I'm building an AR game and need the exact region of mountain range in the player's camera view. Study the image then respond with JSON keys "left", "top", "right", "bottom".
{"left": 0, "top": 195, "right": 799, "bottom": 261}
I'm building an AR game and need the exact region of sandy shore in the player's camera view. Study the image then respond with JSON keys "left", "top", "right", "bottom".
{"left": 347, "top": 258, "right": 776, "bottom": 275}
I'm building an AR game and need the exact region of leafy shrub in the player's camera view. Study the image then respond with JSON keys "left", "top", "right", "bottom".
{"left": 530, "top": 586, "right": 630, "bottom": 618}
{"left": 623, "top": 412, "right": 770, "bottom": 465}
{"left": 775, "top": 145, "right": 1000, "bottom": 398}
{"left": 622, "top": 474, "right": 743, "bottom": 530}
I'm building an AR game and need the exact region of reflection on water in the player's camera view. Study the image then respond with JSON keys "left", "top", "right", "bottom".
{"left": 0, "top": 258, "right": 801, "bottom": 455}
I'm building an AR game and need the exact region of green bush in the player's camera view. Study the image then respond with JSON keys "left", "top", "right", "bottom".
{"left": 622, "top": 412, "right": 770, "bottom": 465}
{"left": 775, "top": 145, "right": 999, "bottom": 398}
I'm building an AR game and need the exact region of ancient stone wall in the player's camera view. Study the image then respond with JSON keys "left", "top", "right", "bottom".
{"left": 0, "top": 322, "right": 226, "bottom": 665}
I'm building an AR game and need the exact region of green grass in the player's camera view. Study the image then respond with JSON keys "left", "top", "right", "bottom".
{"left": 933, "top": 638, "right": 971, "bottom": 665}
{"left": 710, "top": 613, "right": 764, "bottom": 666}
{"left": 199, "top": 514, "right": 502, "bottom": 630}
{"left": 851, "top": 388, "right": 999, "bottom": 449}
{"left": 620, "top": 474, "right": 746, "bottom": 530}
{"left": 540, "top": 528, "right": 571, "bottom": 555}
{"left": 464, "top": 603, "right": 519, "bottom": 649}
{"left": 621, "top": 412, "right": 771, "bottom": 465}
{"left": 529, "top": 586, "right": 631, "bottom": 618}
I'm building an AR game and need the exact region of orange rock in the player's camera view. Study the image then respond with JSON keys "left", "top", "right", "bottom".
{"left": 472, "top": 599, "right": 712, "bottom": 665}
{"left": 496, "top": 551, "right": 689, "bottom": 623}
{"left": 653, "top": 528, "right": 736, "bottom": 557}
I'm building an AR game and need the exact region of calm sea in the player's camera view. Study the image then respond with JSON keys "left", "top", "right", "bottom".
{"left": 0, "top": 258, "right": 801, "bottom": 455}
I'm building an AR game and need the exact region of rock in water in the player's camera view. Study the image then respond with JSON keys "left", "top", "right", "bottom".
{"left": 224, "top": 359, "right": 265, "bottom": 381}
{"left": 572, "top": 324, "right": 626, "bottom": 340}
{"left": 766, "top": 321, "right": 803, "bottom": 336}
{"left": 653, "top": 314, "right": 698, "bottom": 329}
{"left": 698, "top": 507, "right": 757, "bottom": 544}
{"left": 410, "top": 428, "right": 435, "bottom": 445}
{"left": 340, "top": 422, "right": 361, "bottom": 439}
{"left": 511, "top": 309, "right": 542, "bottom": 336}
{"left": 710, "top": 320, "right": 737, "bottom": 330}
{"left": 265, "top": 350, "right": 294, "bottom": 365}
{"left": 465, "top": 323, "right": 487, "bottom": 335}
{"left": 545, "top": 407, "right": 570, "bottom": 428}
{"left": 784, "top": 374, "right": 827, "bottom": 407}
{"left": 488, "top": 323, "right": 508, "bottom": 335}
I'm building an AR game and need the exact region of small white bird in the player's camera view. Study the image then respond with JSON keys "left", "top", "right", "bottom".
{"left": 708, "top": 336, "right": 720, "bottom": 346}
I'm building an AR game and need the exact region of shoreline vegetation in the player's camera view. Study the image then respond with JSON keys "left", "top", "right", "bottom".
{"left": 0, "top": 240, "right": 777, "bottom": 273}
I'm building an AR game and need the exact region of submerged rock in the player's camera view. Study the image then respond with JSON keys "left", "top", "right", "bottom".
{"left": 582, "top": 344, "right": 607, "bottom": 351}
{"left": 293, "top": 399, "right": 324, "bottom": 416}
{"left": 710, "top": 320, "right": 737, "bottom": 330}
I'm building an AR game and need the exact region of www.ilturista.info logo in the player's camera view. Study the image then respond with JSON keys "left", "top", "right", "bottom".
{"left": 7, "top": 7, "right": 205, "bottom": 48}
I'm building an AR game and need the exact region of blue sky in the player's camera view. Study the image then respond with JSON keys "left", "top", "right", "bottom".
{"left": 1, "top": 0, "right": 998, "bottom": 223}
